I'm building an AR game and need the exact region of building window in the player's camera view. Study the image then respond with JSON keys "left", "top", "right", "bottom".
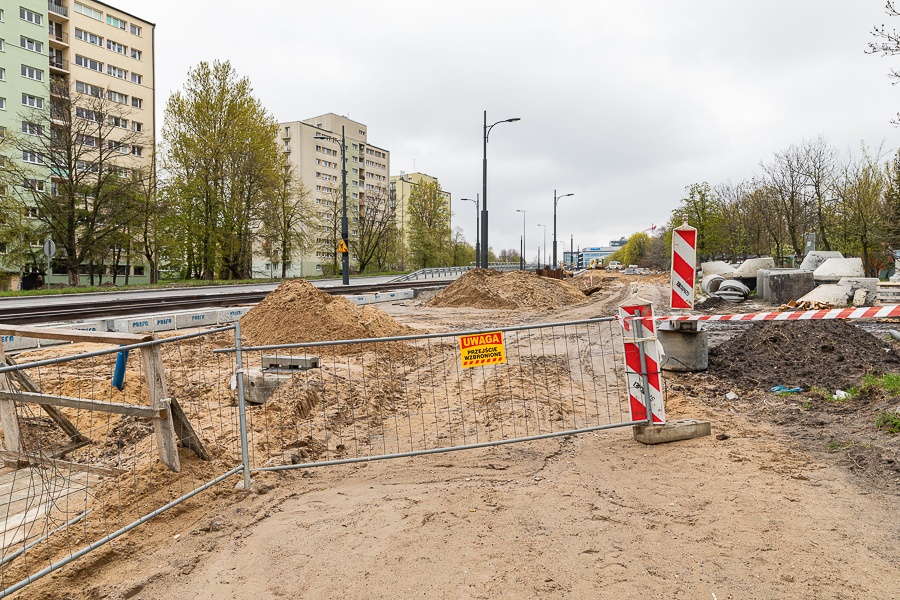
{"left": 74, "top": 28, "right": 103, "bottom": 46}
{"left": 131, "top": 97, "right": 142, "bottom": 109}
{"left": 131, "top": 145, "right": 142, "bottom": 156}
{"left": 19, "top": 7, "right": 42, "bottom": 25}
{"left": 0, "top": 10, "right": 4, "bottom": 21}
{"left": 24, "top": 178, "right": 45, "bottom": 191}
{"left": 131, "top": 121, "right": 142, "bottom": 132}
{"left": 130, "top": 48, "right": 141, "bottom": 60}
{"left": 76, "top": 133, "right": 97, "bottom": 147}
{"left": 21, "top": 93, "right": 43, "bottom": 108}
{"left": 0, "top": 39, "right": 4, "bottom": 51}
{"left": 20, "top": 64, "right": 43, "bottom": 80}
{"left": 19, "top": 36, "right": 42, "bottom": 53}
{"left": 75, "top": 80, "right": 103, "bottom": 98}
{"left": 74, "top": 2, "right": 102, "bottom": 20}
{"left": 106, "top": 39, "right": 126, "bottom": 54}
{"left": 108, "top": 116, "right": 127, "bottom": 129}
{"left": 130, "top": 72, "right": 141, "bottom": 84}
{"left": 0, "top": 98, "right": 5, "bottom": 110}
{"left": 107, "top": 90, "right": 127, "bottom": 104}
{"left": 75, "top": 55, "right": 102, "bottom": 72}
{"left": 76, "top": 106, "right": 100, "bottom": 122}
{"left": 108, "top": 140, "right": 128, "bottom": 154}
{"left": 106, "top": 15, "right": 125, "bottom": 30}
{"left": 21, "top": 121, "right": 41, "bottom": 135}
{"left": 107, "top": 64, "right": 127, "bottom": 79}
{"left": 130, "top": 23, "right": 141, "bottom": 36}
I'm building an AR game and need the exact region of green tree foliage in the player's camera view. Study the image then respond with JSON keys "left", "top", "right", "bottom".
{"left": 407, "top": 179, "right": 450, "bottom": 268}
{"left": 352, "top": 187, "right": 397, "bottom": 274}
{"left": 260, "top": 162, "right": 315, "bottom": 278}
{"left": 161, "top": 60, "right": 281, "bottom": 280}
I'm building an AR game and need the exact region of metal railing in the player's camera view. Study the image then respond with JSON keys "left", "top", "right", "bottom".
{"left": 47, "top": 2, "right": 68, "bottom": 17}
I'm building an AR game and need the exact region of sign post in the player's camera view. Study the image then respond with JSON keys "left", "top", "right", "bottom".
{"left": 43, "top": 239, "right": 56, "bottom": 285}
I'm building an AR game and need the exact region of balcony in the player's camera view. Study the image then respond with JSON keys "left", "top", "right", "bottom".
{"left": 47, "top": 2, "right": 68, "bottom": 18}
{"left": 49, "top": 30, "right": 69, "bottom": 48}
{"left": 49, "top": 57, "right": 69, "bottom": 74}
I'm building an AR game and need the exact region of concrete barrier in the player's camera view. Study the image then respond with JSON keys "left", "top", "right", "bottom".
{"left": 701, "top": 261, "right": 736, "bottom": 278}
{"left": 759, "top": 269, "right": 815, "bottom": 304}
{"left": 799, "top": 250, "right": 843, "bottom": 271}
{"left": 798, "top": 283, "right": 853, "bottom": 307}
{"left": 813, "top": 257, "right": 865, "bottom": 283}
{"left": 733, "top": 257, "right": 776, "bottom": 283}
{"left": 112, "top": 315, "right": 177, "bottom": 334}
{"left": 175, "top": 311, "right": 218, "bottom": 329}
{"left": 217, "top": 307, "right": 251, "bottom": 324}
{"left": 1, "top": 334, "right": 39, "bottom": 352}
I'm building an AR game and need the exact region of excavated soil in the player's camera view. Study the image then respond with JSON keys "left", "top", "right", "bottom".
{"left": 427, "top": 269, "right": 588, "bottom": 310}
{"left": 708, "top": 320, "right": 900, "bottom": 392}
{"left": 240, "top": 279, "right": 410, "bottom": 347}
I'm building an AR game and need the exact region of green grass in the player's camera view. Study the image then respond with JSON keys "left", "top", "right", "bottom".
{"left": 827, "top": 439, "right": 856, "bottom": 452}
{"left": 860, "top": 373, "right": 900, "bottom": 394}
{"left": 875, "top": 412, "right": 900, "bottom": 434}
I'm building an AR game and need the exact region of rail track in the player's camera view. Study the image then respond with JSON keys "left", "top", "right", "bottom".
{"left": 0, "top": 280, "right": 448, "bottom": 325}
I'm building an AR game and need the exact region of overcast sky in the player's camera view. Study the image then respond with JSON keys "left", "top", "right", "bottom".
{"left": 116, "top": 0, "right": 900, "bottom": 261}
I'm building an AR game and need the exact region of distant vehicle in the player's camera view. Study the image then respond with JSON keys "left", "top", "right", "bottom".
{"left": 608, "top": 261, "right": 622, "bottom": 269}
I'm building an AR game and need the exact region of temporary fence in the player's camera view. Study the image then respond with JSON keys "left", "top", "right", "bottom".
{"left": 0, "top": 314, "right": 662, "bottom": 596}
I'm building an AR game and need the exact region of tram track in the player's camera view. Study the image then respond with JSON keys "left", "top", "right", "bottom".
{"left": 0, "top": 280, "right": 448, "bottom": 325}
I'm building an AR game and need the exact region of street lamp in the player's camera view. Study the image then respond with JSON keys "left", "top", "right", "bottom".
{"left": 536, "top": 224, "right": 547, "bottom": 270}
{"left": 461, "top": 197, "right": 479, "bottom": 267}
{"left": 516, "top": 209, "right": 526, "bottom": 270}
{"left": 314, "top": 127, "right": 349, "bottom": 285}
{"left": 553, "top": 190, "right": 574, "bottom": 268}
{"left": 482, "top": 111, "right": 521, "bottom": 269}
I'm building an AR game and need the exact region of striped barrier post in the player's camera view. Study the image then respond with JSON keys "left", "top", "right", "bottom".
{"left": 671, "top": 216, "right": 697, "bottom": 310}
{"left": 618, "top": 297, "right": 666, "bottom": 424}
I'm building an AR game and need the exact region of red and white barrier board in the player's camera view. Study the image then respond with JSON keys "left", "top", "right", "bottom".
{"left": 618, "top": 299, "right": 666, "bottom": 424}
{"left": 670, "top": 218, "right": 697, "bottom": 310}
{"left": 659, "top": 304, "right": 900, "bottom": 323}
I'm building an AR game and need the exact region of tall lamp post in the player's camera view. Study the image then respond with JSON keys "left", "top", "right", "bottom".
{"left": 553, "top": 190, "right": 574, "bottom": 268}
{"left": 516, "top": 209, "right": 526, "bottom": 270}
{"left": 482, "top": 112, "right": 521, "bottom": 269}
{"left": 461, "top": 197, "right": 479, "bottom": 267}
{"left": 315, "top": 127, "right": 349, "bottom": 285}
{"left": 536, "top": 223, "right": 547, "bottom": 269}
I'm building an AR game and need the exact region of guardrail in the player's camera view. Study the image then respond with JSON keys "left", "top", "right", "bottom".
{"left": 388, "top": 263, "right": 523, "bottom": 283}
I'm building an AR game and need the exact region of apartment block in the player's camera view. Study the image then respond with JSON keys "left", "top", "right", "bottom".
{"left": 0, "top": 0, "right": 155, "bottom": 287}
{"left": 389, "top": 171, "right": 452, "bottom": 268}
{"left": 272, "top": 113, "right": 390, "bottom": 277}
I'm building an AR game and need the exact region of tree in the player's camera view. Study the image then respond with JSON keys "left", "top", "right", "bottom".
{"left": 352, "top": 187, "right": 396, "bottom": 274}
{"left": 870, "top": 2, "right": 900, "bottom": 123}
{"left": 449, "top": 227, "right": 475, "bottom": 267}
{"left": 833, "top": 144, "right": 889, "bottom": 276}
{"left": 161, "top": 60, "right": 281, "bottom": 280}
{"left": 671, "top": 182, "right": 726, "bottom": 260}
{"left": 260, "top": 162, "right": 315, "bottom": 278}
{"left": 13, "top": 79, "right": 146, "bottom": 286}
{"left": 407, "top": 179, "right": 450, "bottom": 268}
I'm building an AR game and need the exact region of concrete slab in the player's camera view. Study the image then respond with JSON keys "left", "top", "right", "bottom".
{"left": 762, "top": 270, "right": 816, "bottom": 304}
{"left": 799, "top": 250, "right": 843, "bottom": 271}
{"left": 798, "top": 283, "right": 852, "bottom": 307}
{"left": 852, "top": 288, "right": 873, "bottom": 308}
{"left": 813, "top": 257, "right": 865, "bottom": 282}
{"left": 217, "top": 307, "right": 250, "bottom": 324}
{"left": 837, "top": 277, "right": 878, "bottom": 293}
{"left": 701, "top": 261, "right": 736, "bottom": 278}
{"left": 733, "top": 257, "right": 775, "bottom": 279}
{"left": 175, "top": 311, "right": 217, "bottom": 329}
{"left": 633, "top": 419, "right": 712, "bottom": 445}
{"left": 658, "top": 329, "right": 708, "bottom": 371}
{"left": 756, "top": 268, "right": 796, "bottom": 300}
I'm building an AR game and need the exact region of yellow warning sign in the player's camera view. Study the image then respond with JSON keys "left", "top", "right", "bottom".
{"left": 459, "top": 331, "right": 507, "bottom": 369}
{"left": 338, "top": 239, "right": 348, "bottom": 253}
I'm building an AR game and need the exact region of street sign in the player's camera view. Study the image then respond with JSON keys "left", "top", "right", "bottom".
{"left": 43, "top": 239, "right": 56, "bottom": 259}
{"left": 459, "top": 331, "right": 507, "bottom": 368}
{"left": 337, "top": 239, "right": 348, "bottom": 254}
{"left": 670, "top": 217, "right": 697, "bottom": 310}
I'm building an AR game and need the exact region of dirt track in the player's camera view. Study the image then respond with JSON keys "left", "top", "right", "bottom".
{"left": 16, "top": 273, "right": 900, "bottom": 599}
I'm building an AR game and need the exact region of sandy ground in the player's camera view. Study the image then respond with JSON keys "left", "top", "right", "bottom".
{"left": 15, "top": 272, "right": 900, "bottom": 599}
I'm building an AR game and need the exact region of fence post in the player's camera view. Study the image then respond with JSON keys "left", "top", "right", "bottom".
{"left": 234, "top": 322, "right": 251, "bottom": 490}
{"left": 140, "top": 338, "right": 181, "bottom": 472}
{"left": 0, "top": 346, "right": 21, "bottom": 453}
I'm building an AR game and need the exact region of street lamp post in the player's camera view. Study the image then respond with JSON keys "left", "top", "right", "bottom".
{"left": 553, "top": 190, "right": 574, "bottom": 269}
{"left": 516, "top": 209, "right": 526, "bottom": 270}
{"left": 482, "top": 111, "right": 521, "bottom": 269}
{"left": 315, "top": 127, "right": 349, "bottom": 285}
{"left": 461, "top": 197, "right": 479, "bottom": 267}
{"left": 536, "top": 223, "right": 547, "bottom": 269}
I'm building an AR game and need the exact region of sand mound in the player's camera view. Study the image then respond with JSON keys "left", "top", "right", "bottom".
{"left": 709, "top": 320, "right": 900, "bottom": 391}
{"left": 427, "top": 269, "right": 589, "bottom": 310}
{"left": 240, "top": 279, "right": 410, "bottom": 347}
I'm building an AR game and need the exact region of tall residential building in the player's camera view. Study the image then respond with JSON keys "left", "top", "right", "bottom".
{"left": 272, "top": 113, "right": 390, "bottom": 277}
{"left": 389, "top": 171, "right": 452, "bottom": 268}
{"left": 0, "top": 0, "right": 155, "bottom": 287}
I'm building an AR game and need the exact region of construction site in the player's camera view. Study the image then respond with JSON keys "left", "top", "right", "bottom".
{"left": 0, "top": 264, "right": 897, "bottom": 599}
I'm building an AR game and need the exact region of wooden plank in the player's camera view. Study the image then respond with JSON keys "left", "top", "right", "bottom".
{"left": 0, "top": 325, "right": 151, "bottom": 346}
{"left": 6, "top": 358, "right": 91, "bottom": 445}
{"left": 170, "top": 397, "right": 209, "bottom": 461}
{"left": 0, "top": 451, "right": 125, "bottom": 478}
{"left": 0, "top": 390, "right": 161, "bottom": 418}
{"left": 0, "top": 348, "right": 21, "bottom": 453}
{"left": 141, "top": 338, "right": 181, "bottom": 472}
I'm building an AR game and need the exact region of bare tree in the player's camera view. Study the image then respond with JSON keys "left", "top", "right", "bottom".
{"left": 352, "top": 187, "right": 396, "bottom": 274}
{"left": 260, "top": 162, "right": 315, "bottom": 278}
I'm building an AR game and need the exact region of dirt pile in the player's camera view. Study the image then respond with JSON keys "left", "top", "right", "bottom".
{"left": 427, "top": 269, "right": 588, "bottom": 310}
{"left": 708, "top": 320, "right": 900, "bottom": 391}
{"left": 240, "top": 279, "right": 410, "bottom": 347}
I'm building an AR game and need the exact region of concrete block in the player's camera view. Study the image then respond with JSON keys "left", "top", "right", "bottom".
{"left": 217, "top": 307, "right": 250, "bottom": 324}
{"left": 701, "top": 261, "right": 735, "bottom": 278}
{"left": 344, "top": 294, "right": 374, "bottom": 305}
{"left": 756, "top": 268, "right": 796, "bottom": 300}
{"left": 852, "top": 288, "right": 874, "bottom": 308}
{"left": 175, "top": 311, "right": 217, "bottom": 329}
{"left": 813, "top": 257, "right": 864, "bottom": 282}
{"left": 235, "top": 367, "right": 293, "bottom": 405}
{"left": 633, "top": 419, "right": 712, "bottom": 445}
{"left": 799, "top": 250, "right": 843, "bottom": 271}
{"left": 69, "top": 321, "right": 103, "bottom": 333}
{"left": 112, "top": 317, "right": 156, "bottom": 334}
{"left": 1, "top": 335, "right": 40, "bottom": 352}
{"left": 798, "top": 284, "right": 852, "bottom": 307}
{"left": 732, "top": 257, "right": 775, "bottom": 279}
{"left": 658, "top": 329, "right": 708, "bottom": 372}
{"left": 837, "top": 277, "right": 878, "bottom": 294}
{"left": 764, "top": 270, "right": 816, "bottom": 304}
